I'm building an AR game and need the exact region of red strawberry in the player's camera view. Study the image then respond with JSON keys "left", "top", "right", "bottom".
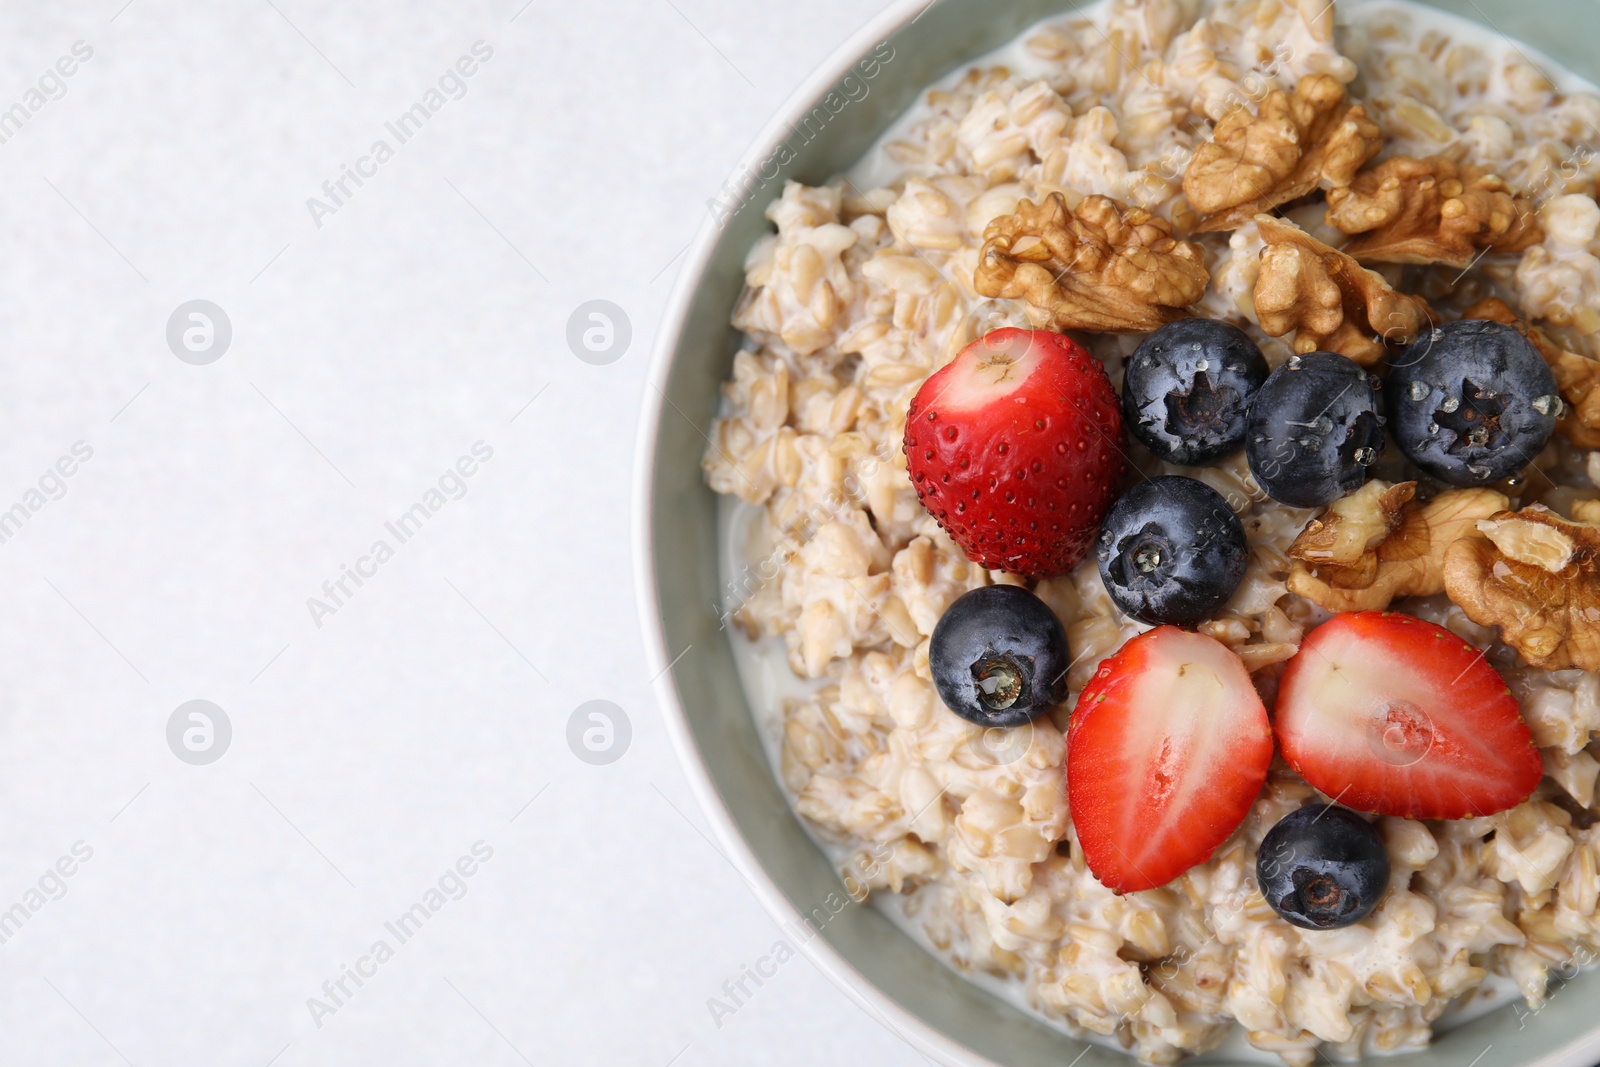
{"left": 1275, "top": 611, "right": 1542, "bottom": 820}
{"left": 1068, "top": 627, "right": 1272, "bottom": 893}
{"left": 904, "top": 328, "right": 1125, "bottom": 578}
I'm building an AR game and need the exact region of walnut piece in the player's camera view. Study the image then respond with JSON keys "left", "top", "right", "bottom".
{"left": 1443, "top": 504, "right": 1600, "bottom": 672}
{"left": 1549, "top": 351, "right": 1600, "bottom": 448}
{"left": 1325, "top": 155, "right": 1542, "bottom": 267}
{"left": 1288, "top": 480, "right": 1509, "bottom": 612}
{"left": 1463, "top": 297, "right": 1600, "bottom": 448}
{"left": 1252, "top": 215, "right": 1436, "bottom": 365}
{"left": 1184, "top": 74, "right": 1382, "bottom": 234}
{"left": 974, "top": 192, "right": 1209, "bottom": 332}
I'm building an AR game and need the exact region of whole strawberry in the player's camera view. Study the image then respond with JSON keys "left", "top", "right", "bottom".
{"left": 905, "top": 328, "right": 1126, "bottom": 578}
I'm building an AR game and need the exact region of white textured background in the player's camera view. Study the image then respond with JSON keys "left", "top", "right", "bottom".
{"left": 0, "top": 1, "right": 930, "bottom": 1064}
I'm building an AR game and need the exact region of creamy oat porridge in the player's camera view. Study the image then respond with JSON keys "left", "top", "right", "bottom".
{"left": 702, "top": 1, "right": 1600, "bottom": 1063}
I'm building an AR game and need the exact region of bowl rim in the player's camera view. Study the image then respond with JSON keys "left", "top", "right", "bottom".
{"left": 631, "top": 2, "right": 1600, "bottom": 1065}
{"left": 632, "top": 1, "right": 996, "bottom": 1060}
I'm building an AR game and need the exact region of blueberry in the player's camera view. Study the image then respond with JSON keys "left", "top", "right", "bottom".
{"left": 1385, "top": 319, "right": 1561, "bottom": 486}
{"left": 1096, "top": 475, "right": 1248, "bottom": 627}
{"left": 1245, "top": 352, "right": 1385, "bottom": 508}
{"left": 1256, "top": 805, "right": 1389, "bottom": 930}
{"left": 929, "top": 585, "right": 1068, "bottom": 727}
{"left": 1122, "top": 319, "right": 1270, "bottom": 465}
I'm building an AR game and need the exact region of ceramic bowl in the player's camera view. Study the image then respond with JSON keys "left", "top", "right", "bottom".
{"left": 635, "top": 2, "right": 1600, "bottom": 1063}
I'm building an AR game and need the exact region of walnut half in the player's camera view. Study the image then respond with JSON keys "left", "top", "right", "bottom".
{"left": 974, "top": 192, "right": 1210, "bottom": 333}
{"left": 1184, "top": 73, "right": 1382, "bottom": 234}
{"left": 1287, "top": 480, "right": 1509, "bottom": 612}
{"left": 1253, "top": 216, "right": 1436, "bottom": 365}
{"left": 1325, "top": 155, "right": 1542, "bottom": 268}
{"left": 1443, "top": 504, "right": 1600, "bottom": 672}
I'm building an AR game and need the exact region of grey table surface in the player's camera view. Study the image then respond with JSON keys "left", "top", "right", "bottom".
{"left": 0, "top": 1, "right": 930, "bottom": 1064}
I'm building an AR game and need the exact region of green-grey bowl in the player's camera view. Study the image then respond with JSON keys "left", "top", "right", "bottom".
{"left": 634, "top": 2, "right": 1600, "bottom": 1063}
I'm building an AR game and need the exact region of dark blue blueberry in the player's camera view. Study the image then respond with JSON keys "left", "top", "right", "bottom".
{"left": 1256, "top": 805, "right": 1390, "bottom": 930}
{"left": 1385, "top": 319, "right": 1561, "bottom": 486}
{"left": 929, "top": 585, "right": 1068, "bottom": 728}
{"left": 1122, "top": 319, "right": 1270, "bottom": 465}
{"left": 1245, "top": 352, "right": 1385, "bottom": 508}
{"left": 1096, "top": 475, "right": 1248, "bottom": 627}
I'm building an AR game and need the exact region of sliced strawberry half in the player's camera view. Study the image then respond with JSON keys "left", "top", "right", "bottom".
{"left": 1067, "top": 627, "right": 1272, "bottom": 893}
{"left": 1276, "top": 611, "right": 1542, "bottom": 820}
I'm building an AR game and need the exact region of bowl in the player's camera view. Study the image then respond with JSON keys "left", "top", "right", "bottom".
{"left": 634, "top": 2, "right": 1600, "bottom": 1063}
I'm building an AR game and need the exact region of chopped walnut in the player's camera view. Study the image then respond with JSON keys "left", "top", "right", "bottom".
{"left": 1287, "top": 480, "right": 1509, "bottom": 612}
{"left": 1549, "top": 351, "right": 1600, "bottom": 448}
{"left": 1443, "top": 504, "right": 1600, "bottom": 672}
{"left": 1324, "top": 155, "right": 1543, "bottom": 267}
{"left": 1184, "top": 74, "right": 1382, "bottom": 234}
{"left": 974, "top": 192, "right": 1209, "bottom": 332}
{"left": 1462, "top": 298, "right": 1600, "bottom": 448}
{"left": 1459, "top": 297, "right": 1523, "bottom": 327}
{"left": 1252, "top": 215, "right": 1436, "bottom": 365}
{"left": 1289, "top": 480, "right": 1414, "bottom": 569}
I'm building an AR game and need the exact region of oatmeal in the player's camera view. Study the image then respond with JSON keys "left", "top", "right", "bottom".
{"left": 703, "top": 1, "right": 1600, "bottom": 1063}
